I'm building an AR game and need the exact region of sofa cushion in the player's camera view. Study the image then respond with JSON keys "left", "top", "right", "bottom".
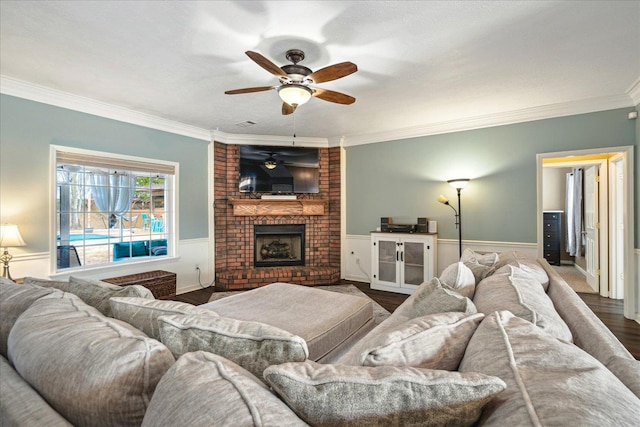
{"left": 142, "top": 351, "right": 306, "bottom": 427}
{"left": 459, "top": 311, "right": 640, "bottom": 426}
{"left": 338, "top": 312, "right": 485, "bottom": 370}
{"left": 0, "top": 280, "right": 60, "bottom": 358}
{"left": 0, "top": 355, "right": 72, "bottom": 427}
{"left": 264, "top": 360, "right": 505, "bottom": 427}
{"left": 473, "top": 265, "right": 572, "bottom": 342}
{"left": 439, "top": 262, "right": 476, "bottom": 298}
{"left": 460, "top": 248, "right": 498, "bottom": 267}
{"left": 540, "top": 258, "right": 640, "bottom": 397}
{"left": 607, "top": 356, "right": 640, "bottom": 397}
{"left": 22, "top": 277, "right": 72, "bottom": 292}
{"left": 69, "top": 275, "right": 154, "bottom": 316}
{"left": 110, "top": 297, "right": 218, "bottom": 341}
{"left": 393, "top": 277, "right": 477, "bottom": 320}
{"left": 8, "top": 292, "right": 175, "bottom": 427}
{"left": 158, "top": 312, "right": 308, "bottom": 382}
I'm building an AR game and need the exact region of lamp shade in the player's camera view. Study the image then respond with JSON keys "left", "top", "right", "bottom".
{"left": 277, "top": 84, "right": 312, "bottom": 106}
{"left": 264, "top": 155, "right": 278, "bottom": 170}
{"left": 447, "top": 178, "right": 470, "bottom": 190}
{"left": 437, "top": 195, "right": 449, "bottom": 204}
{"left": 0, "top": 224, "right": 26, "bottom": 248}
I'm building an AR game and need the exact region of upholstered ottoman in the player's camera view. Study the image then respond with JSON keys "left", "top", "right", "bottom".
{"left": 199, "top": 283, "right": 374, "bottom": 362}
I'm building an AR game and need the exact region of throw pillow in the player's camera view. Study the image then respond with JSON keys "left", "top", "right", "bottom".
{"left": 339, "top": 312, "right": 485, "bottom": 370}
{"left": 110, "top": 297, "right": 218, "bottom": 341}
{"left": 142, "top": 351, "right": 306, "bottom": 427}
{"left": 8, "top": 292, "right": 175, "bottom": 427}
{"left": 0, "top": 280, "right": 60, "bottom": 357}
{"left": 459, "top": 311, "right": 640, "bottom": 426}
{"left": 158, "top": 313, "right": 308, "bottom": 383}
{"left": 473, "top": 265, "right": 573, "bottom": 342}
{"left": 501, "top": 259, "right": 550, "bottom": 291}
{"left": 69, "top": 276, "right": 154, "bottom": 317}
{"left": 394, "top": 277, "right": 477, "bottom": 320}
{"left": 460, "top": 248, "right": 498, "bottom": 267}
{"left": 439, "top": 262, "right": 476, "bottom": 298}
{"left": 495, "top": 250, "right": 531, "bottom": 266}
{"left": 22, "top": 277, "right": 72, "bottom": 292}
{"left": 463, "top": 261, "right": 495, "bottom": 284}
{"left": 264, "top": 360, "right": 505, "bottom": 427}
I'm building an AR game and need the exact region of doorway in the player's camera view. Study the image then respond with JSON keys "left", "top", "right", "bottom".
{"left": 536, "top": 146, "right": 635, "bottom": 320}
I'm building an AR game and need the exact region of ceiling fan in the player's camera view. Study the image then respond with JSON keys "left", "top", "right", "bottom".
{"left": 225, "top": 49, "right": 357, "bottom": 115}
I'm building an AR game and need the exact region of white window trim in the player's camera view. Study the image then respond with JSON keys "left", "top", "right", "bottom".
{"left": 50, "top": 145, "right": 179, "bottom": 275}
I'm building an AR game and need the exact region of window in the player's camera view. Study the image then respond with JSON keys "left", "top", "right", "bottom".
{"left": 53, "top": 146, "right": 177, "bottom": 272}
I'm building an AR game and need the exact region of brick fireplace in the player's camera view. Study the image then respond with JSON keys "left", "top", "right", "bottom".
{"left": 214, "top": 142, "right": 341, "bottom": 290}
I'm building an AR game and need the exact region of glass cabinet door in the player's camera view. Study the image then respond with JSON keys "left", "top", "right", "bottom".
{"left": 376, "top": 239, "right": 398, "bottom": 284}
{"left": 402, "top": 241, "right": 425, "bottom": 286}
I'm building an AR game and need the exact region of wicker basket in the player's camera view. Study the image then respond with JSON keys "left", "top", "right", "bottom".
{"left": 103, "top": 270, "right": 176, "bottom": 300}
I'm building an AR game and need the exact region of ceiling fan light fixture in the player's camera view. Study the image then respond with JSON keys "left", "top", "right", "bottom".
{"left": 264, "top": 155, "right": 278, "bottom": 169}
{"left": 277, "top": 84, "right": 312, "bottom": 107}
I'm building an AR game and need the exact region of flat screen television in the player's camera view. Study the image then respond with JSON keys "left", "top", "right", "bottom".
{"left": 238, "top": 145, "right": 320, "bottom": 193}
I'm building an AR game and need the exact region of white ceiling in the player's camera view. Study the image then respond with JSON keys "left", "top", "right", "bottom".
{"left": 1, "top": 1, "right": 639, "bottom": 143}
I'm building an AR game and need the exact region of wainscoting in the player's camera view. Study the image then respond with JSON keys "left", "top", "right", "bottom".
{"left": 343, "top": 234, "right": 537, "bottom": 282}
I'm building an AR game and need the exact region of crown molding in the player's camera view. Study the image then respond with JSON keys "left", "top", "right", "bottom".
{"left": 342, "top": 94, "right": 635, "bottom": 146}
{"left": 2, "top": 75, "right": 635, "bottom": 147}
{"left": 211, "top": 129, "right": 328, "bottom": 147}
{"left": 628, "top": 77, "right": 640, "bottom": 106}
{"left": 0, "top": 75, "right": 212, "bottom": 141}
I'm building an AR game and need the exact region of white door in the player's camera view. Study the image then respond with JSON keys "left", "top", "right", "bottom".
{"left": 610, "top": 157, "right": 625, "bottom": 299}
{"left": 583, "top": 165, "right": 599, "bottom": 292}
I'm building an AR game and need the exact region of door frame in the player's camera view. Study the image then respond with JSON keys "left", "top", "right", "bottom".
{"left": 536, "top": 146, "right": 635, "bottom": 320}
{"left": 541, "top": 159, "right": 608, "bottom": 294}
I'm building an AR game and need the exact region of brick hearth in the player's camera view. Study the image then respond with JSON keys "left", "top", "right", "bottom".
{"left": 214, "top": 142, "right": 341, "bottom": 290}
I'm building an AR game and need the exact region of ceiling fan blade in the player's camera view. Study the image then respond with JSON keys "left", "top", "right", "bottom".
{"left": 309, "top": 62, "right": 357, "bottom": 83}
{"left": 282, "top": 102, "right": 296, "bottom": 115}
{"left": 313, "top": 88, "right": 356, "bottom": 105}
{"left": 225, "top": 86, "right": 274, "bottom": 95}
{"left": 245, "top": 51, "right": 288, "bottom": 78}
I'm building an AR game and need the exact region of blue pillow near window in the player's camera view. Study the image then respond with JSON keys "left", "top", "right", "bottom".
{"left": 151, "top": 246, "right": 167, "bottom": 256}
{"left": 113, "top": 241, "right": 148, "bottom": 260}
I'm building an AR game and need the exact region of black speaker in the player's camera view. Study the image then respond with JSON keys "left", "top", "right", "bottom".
{"left": 416, "top": 217, "right": 429, "bottom": 232}
{"left": 381, "top": 217, "right": 393, "bottom": 231}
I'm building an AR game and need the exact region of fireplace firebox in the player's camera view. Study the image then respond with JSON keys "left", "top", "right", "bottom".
{"left": 254, "top": 224, "right": 305, "bottom": 267}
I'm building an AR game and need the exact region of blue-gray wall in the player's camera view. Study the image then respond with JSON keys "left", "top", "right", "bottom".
{"left": 346, "top": 108, "right": 638, "bottom": 246}
{"left": 0, "top": 94, "right": 209, "bottom": 254}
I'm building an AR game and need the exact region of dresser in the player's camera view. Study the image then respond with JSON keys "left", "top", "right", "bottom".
{"left": 542, "top": 211, "right": 562, "bottom": 265}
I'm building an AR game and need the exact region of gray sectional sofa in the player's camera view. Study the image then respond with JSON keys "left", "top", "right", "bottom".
{"left": 1, "top": 253, "right": 639, "bottom": 426}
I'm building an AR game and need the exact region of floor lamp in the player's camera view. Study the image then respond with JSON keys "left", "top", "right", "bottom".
{"left": 438, "top": 179, "right": 469, "bottom": 259}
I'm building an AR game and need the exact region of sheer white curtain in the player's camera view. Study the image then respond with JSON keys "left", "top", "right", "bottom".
{"left": 565, "top": 168, "right": 582, "bottom": 256}
{"left": 90, "top": 172, "right": 134, "bottom": 240}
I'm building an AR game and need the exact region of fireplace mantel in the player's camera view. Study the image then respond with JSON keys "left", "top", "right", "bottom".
{"left": 228, "top": 198, "right": 327, "bottom": 216}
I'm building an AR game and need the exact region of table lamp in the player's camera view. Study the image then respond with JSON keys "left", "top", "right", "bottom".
{"left": 0, "top": 224, "right": 26, "bottom": 281}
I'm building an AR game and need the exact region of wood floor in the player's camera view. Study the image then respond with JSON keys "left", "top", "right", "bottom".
{"left": 175, "top": 280, "right": 640, "bottom": 360}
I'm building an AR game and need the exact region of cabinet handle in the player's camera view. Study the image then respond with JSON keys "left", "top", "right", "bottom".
{"left": 396, "top": 251, "right": 399, "bottom": 261}
{"left": 400, "top": 251, "right": 404, "bottom": 262}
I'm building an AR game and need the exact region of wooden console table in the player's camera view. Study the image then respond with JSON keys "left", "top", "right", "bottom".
{"left": 227, "top": 198, "right": 327, "bottom": 216}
